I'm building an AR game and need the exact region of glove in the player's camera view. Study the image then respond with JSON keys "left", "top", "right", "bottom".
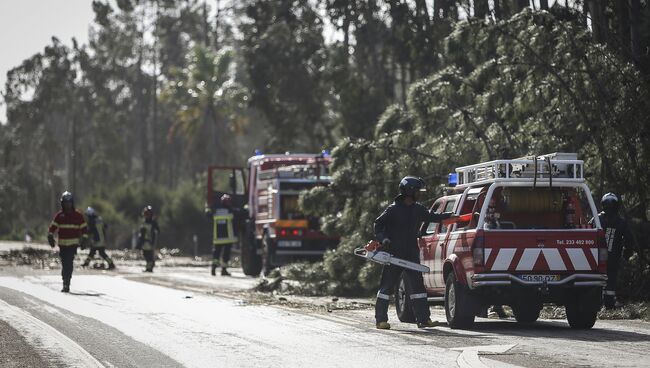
{"left": 47, "top": 234, "right": 55, "bottom": 248}
{"left": 380, "top": 238, "right": 391, "bottom": 251}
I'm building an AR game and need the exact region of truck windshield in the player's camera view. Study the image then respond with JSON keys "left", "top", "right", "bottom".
{"left": 482, "top": 186, "right": 595, "bottom": 230}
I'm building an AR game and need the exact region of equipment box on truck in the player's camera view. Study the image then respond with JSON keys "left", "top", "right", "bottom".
{"left": 207, "top": 153, "right": 339, "bottom": 276}
{"left": 395, "top": 153, "right": 607, "bottom": 329}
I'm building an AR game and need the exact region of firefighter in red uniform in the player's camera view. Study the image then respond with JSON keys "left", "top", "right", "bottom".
{"left": 48, "top": 191, "right": 88, "bottom": 292}
{"left": 137, "top": 206, "right": 160, "bottom": 272}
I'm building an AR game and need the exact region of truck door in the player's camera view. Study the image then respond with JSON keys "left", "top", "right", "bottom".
{"left": 434, "top": 198, "right": 458, "bottom": 288}
{"left": 419, "top": 199, "right": 443, "bottom": 290}
{"left": 207, "top": 166, "right": 247, "bottom": 210}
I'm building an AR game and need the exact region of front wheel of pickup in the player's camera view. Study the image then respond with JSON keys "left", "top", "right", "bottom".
{"left": 566, "top": 288, "right": 601, "bottom": 329}
{"left": 445, "top": 273, "right": 476, "bottom": 329}
{"left": 394, "top": 272, "right": 416, "bottom": 323}
{"left": 512, "top": 303, "right": 541, "bottom": 323}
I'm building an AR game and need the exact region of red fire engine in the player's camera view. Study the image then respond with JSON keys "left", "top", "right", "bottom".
{"left": 395, "top": 153, "right": 607, "bottom": 329}
{"left": 207, "top": 152, "right": 339, "bottom": 276}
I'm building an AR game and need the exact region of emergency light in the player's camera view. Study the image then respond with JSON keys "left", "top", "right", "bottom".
{"left": 448, "top": 173, "right": 458, "bottom": 187}
{"left": 322, "top": 149, "right": 330, "bottom": 158}
{"left": 254, "top": 149, "right": 263, "bottom": 156}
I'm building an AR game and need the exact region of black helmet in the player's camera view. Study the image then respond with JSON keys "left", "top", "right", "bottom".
{"left": 398, "top": 176, "right": 426, "bottom": 197}
{"left": 601, "top": 193, "right": 619, "bottom": 214}
{"left": 60, "top": 191, "right": 74, "bottom": 209}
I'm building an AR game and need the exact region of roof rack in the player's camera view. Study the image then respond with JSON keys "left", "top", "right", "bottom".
{"left": 455, "top": 153, "right": 584, "bottom": 188}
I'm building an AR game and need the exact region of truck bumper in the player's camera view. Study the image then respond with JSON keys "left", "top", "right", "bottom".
{"left": 471, "top": 273, "right": 607, "bottom": 288}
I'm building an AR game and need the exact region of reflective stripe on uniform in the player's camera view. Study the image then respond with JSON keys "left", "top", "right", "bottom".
{"left": 57, "top": 224, "right": 83, "bottom": 229}
{"left": 50, "top": 222, "right": 59, "bottom": 228}
{"left": 213, "top": 214, "right": 237, "bottom": 245}
{"left": 376, "top": 292, "right": 390, "bottom": 300}
{"left": 58, "top": 238, "right": 80, "bottom": 246}
{"left": 603, "top": 290, "right": 616, "bottom": 296}
{"left": 409, "top": 293, "right": 427, "bottom": 300}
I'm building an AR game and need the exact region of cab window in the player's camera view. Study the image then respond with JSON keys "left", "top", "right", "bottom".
{"left": 423, "top": 200, "right": 443, "bottom": 235}
{"left": 439, "top": 199, "right": 457, "bottom": 234}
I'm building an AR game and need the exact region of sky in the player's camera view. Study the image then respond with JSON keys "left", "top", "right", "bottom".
{"left": 0, "top": 0, "right": 95, "bottom": 124}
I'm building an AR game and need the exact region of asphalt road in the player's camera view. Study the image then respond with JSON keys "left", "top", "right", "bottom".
{"left": 0, "top": 253, "right": 649, "bottom": 367}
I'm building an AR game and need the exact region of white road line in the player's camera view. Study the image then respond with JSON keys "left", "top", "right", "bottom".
{"left": 451, "top": 344, "right": 518, "bottom": 368}
{"left": 0, "top": 299, "right": 104, "bottom": 368}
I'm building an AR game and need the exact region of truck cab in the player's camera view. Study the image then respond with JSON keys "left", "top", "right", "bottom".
{"left": 396, "top": 153, "right": 607, "bottom": 329}
{"left": 207, "top": 153, "right": 339, "bottom": 276}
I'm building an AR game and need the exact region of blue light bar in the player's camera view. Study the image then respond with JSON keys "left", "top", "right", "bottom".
{"left": 448, "top": 173, "right": 458, "bottom": 187}
{"left": 254, "top": 149, "right": 263, "bottom": 156}
{"left": 322, "top": 149, "right": 330, "bottom": 158}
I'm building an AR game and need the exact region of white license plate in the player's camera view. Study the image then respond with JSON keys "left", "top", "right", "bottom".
{"left": 518, "top": 274, "right": 560, "bottom": 282}
{"left": 277, "top": 240, "right": 302, "bottom": 248}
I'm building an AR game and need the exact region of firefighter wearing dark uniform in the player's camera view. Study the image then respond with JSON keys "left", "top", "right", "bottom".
{"left": 48, "top": 191, "right": 88, "bottom": 293}
{"left": 137, "top": 206, "right": 160, "bottom": 272}
{"left": 373, "top": 176, "right": 454, "bottom": 329}
{"left": 211, "top": 194, "right": 239, "bottom": 276}
{"left": 82, "top": 207, "right": 115, "bottom": 270}
{"left": 595, "top": 193, "right": 630, "bottom": 309}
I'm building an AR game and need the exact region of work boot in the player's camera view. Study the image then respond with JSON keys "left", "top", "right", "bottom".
{"left": 61, "top": 283, "right": 70, "bottom": 293}
{"left": 376, "top": 321, "right": 391, "bottom": 330}
{"left": 211, "top": 265, "right": 217, "bottom": 276}
{"left": 417, "top": 319, "right": 441, "bottom": 328}
{"left": 221, "top": 267, "right": 231, "bottom": 276}
{"left": 107, "top": 260, "right": 115, "bottom": 270}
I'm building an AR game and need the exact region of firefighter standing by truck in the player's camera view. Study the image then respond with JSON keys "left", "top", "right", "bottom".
{"left": 82, "top": 207, "right": 115, "bottom": 270}
{"left": 210, "top": 194, "right": 244, "bottom": 276}
{"left": 373, "top": 176, "right": 455, "bottom": 329}
{"left": 592, "top": 193, "right": 631, "bottom": 309}
{"left": 48, "top": 191, "right": 89, "bottom": 292}
{"left": 137, "top": 206, "right": 160, "bottom": 272}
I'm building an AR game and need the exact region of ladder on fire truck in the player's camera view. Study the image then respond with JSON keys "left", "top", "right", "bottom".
{"left": 454, "top": 153, "right": 585, "bottom": 188}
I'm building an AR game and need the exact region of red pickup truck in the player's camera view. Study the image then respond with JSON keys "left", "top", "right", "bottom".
{"left": 395, "top": 153, "right": 607, "bottom": 329}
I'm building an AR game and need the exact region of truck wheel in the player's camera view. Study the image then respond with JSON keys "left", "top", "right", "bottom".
{"left": 241, "top": 233, "right": 262, "bottom": 276}
{"left": 262, "top": 233, "right": 274, "bottom": 276}
{"left": 512, "top": 303, "right": 541, "bottom": 323}
{"left": 566, "top": 289, "right": 600, "bottom": 329}
{"left": 445, "top": 273, "right": 476, "bottom": 329}
{"left": 394, "top": 272, "right": 416, "bottom": 323}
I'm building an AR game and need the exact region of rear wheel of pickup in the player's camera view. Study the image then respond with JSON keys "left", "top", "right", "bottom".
{"left": 445, "top": 273, "right": 476, "bottom": 329}
{"left": 394, "top": 272, "right": 416, "bottom": 323}
{"left": 566, "top": 288, "right": 601, "bottom": 329}
{"left": 241, "top": 232, "right": 262, "bottom": 276}
{"left": 512, "top": 303, "right": 542, "bottom": 323}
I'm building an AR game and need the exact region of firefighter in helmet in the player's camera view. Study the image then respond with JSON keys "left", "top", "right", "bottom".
{"left": 373, "top": 176, "right": 456, "bottom": 329}
{"left": 48, "top": 191, "right": 89, "bottom": 292}
{"left": 137, "top": 205, "right": 160, "bottom": 272}
{"left": 82, "top": 207, "right": 115, "bottom": 270}
{"left": 592, "top": 193, "right": 631, "bottom": 309}
{"left": 211, "top": 194, "right": 240, "bottom": 276}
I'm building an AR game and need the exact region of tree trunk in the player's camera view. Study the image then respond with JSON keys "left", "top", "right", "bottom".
{"left": 540, "top": 0, "right": 549, "bottom": 10}
{"left": 475, "top": 0, "right": 490, "bottom": 18}
{"left": 630, "top": 0, "right": 641, "bottom": 61}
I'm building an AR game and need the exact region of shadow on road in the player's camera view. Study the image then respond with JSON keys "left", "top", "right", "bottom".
{"left": 447, "top": 319, "right": 650, "bottom": 343}
{"left": 68, "top": 291, "right": 104, "bottom": 297}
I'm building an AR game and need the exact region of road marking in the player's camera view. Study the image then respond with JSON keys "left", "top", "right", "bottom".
{"left": 0, "top": 298, "right": 105, "bottom": 368}
{"left": 451, "top": 344, "right": 518, "bottom": 368}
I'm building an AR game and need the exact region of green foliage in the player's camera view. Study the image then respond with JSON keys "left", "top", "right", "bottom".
{"left": 302, "top": 9, "right": 650, "bottom": 296}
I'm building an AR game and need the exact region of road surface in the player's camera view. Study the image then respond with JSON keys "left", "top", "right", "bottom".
{"left": 0, "top": 262, "right": 649, "bottom": 367}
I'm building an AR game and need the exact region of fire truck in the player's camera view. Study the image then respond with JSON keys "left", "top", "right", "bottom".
{"left": 395, "top": 153, "right": 607, "bottom": 329}
{"left": 207, "top": 152, "right": 339, "bottom": 276}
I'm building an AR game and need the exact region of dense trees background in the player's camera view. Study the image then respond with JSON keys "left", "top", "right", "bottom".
{"left": 1, "top": 0, "right": 649, "bottom": 296}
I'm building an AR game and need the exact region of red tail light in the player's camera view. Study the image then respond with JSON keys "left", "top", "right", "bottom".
{"left": 279, "top": 229, "right": 288, "bottom": 237}
{"left": 597, "top": 229, "right": 607, "bottom": 273}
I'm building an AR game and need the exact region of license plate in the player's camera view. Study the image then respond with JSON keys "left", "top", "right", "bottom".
{"left": 277, "top": 240, "right": 302, "bottom": 248}
{"left": 518, "top": 274, "right": 560, "bottom": 282}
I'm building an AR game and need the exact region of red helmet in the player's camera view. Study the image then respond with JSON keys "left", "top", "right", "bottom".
{"left": 220, "top": 194, "right": 232, "bottom": 206}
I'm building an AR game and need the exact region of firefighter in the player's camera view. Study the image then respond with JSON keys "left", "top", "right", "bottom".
{"left": 137, "top": 206, "right": 160, "bottom": 272}
{"left": 82, "top": 207, "right": 115, "bottom": 270}
{"left": 373, "top": 176, "right": 455, "bottom": 329}
{"left": 594, "top": 193, "right": 631, "bottom": 309}
{"left": 48, "top": 191, "right": 89, "bottom": 292}
{"left": 210, "top": 194, "right": 240, "bottom": 276}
